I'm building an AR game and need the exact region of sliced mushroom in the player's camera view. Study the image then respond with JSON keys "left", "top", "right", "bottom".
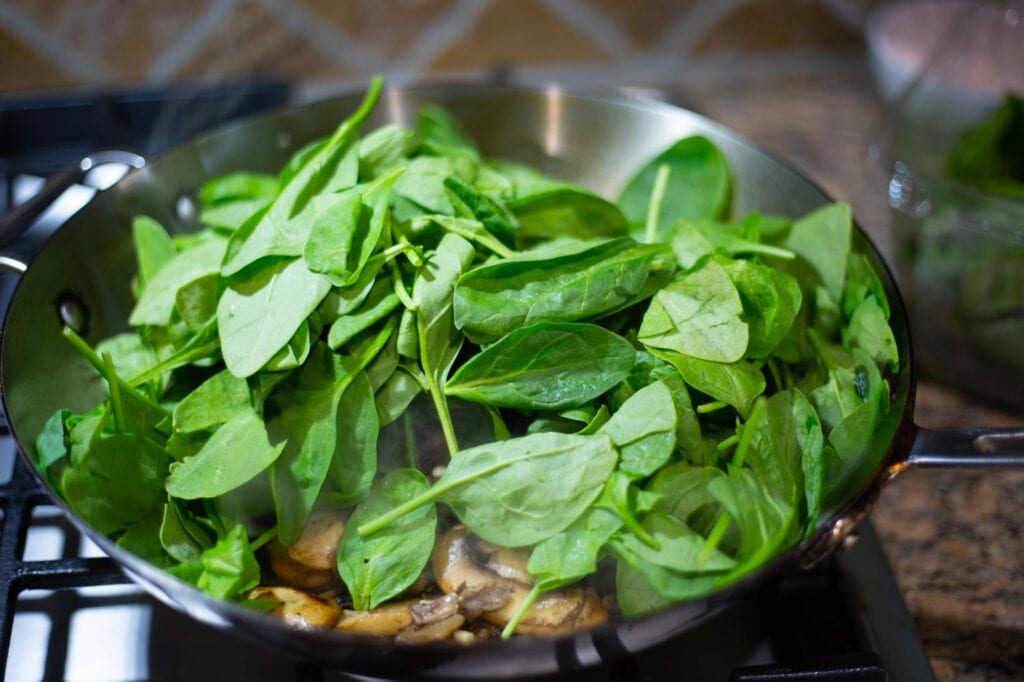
{"left": 247, "top": 586, "right": 343, "bottom": 630}
{"left": 395, "top": 614, "right": 466, "bottom": 644}
{"left": 270, "top": 511, "right": 347, "bottom": 590}
{"left": 432, "top": 526, "right": 608, "bottom": 636}
{"left": 336, "top": 600, "right": 416, "bottom": 636}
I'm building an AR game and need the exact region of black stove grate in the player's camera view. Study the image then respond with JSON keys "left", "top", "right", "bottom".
{"left": 0, "top": 447, "right": 128, "bottom": 681}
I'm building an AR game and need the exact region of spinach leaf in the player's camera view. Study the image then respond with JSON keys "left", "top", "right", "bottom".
{"left": 601, "top": 380, "right": 677, "bottom": 478}
{"left": 131, "top": 216, "right": 177, "bottom": 295}
{"left": 842, "top": 252, "right": 890, "bottom": 319}
{"left": 221, "top": 79, "right": 382, "bottom": 275}
{"left": 268, "top": 343, "right": 375, "bottom": 543}
{"left": 170, "top": 525, "right": 261, "bottom": 600}
{"left": 172, "top": 369, "right": 250, "bottom": 434}
{"left": 35, "top": 409, "right": 70, "bottom": 486}
{"left": 444, "top": 174, "right": 516, "bottom": 247}
{"left": 618, "top": 136, "right": 731, "bottom": 240}
{"left": 358, "top": 432, "right": 617, "bottom": 547}
{"left": 454, "top": 238, "right": 670, "bottom": 343}
{"left": 611, "top": 512, "right": 735, "bottom": 573}
{"left": 414, "top": 233, "right": 476, "bottom": 455}
{"left": 359, "top": 124, "right": 415, "bottom": 179}
{"left": 159, "top": 499, "right": 212, "bottom": 563}
{"left": 842, "top": 297, "right": 899, "bottom": 372}
{"left": 639, "top": 257, "right": 748, "bottom": 362}
{"left": 670, "top": 218, "right": 794, "bottom": 270}
{"left": 338, "top": 469, "right": 437, "bottom": 610}
{"left": 199, "top": 172, "right": 278, "bottom": 206}
{"left": 653, "top": 349, "right": 765, "bottom": 419}
{"left": 129, "top": 237, "right": 226, "bottom": 327}
{"left": 217, "top": 257, "right": 331, "bottom": 378}
{"left": 783, "top": 202, "right": 851, "bottom": 303}
{"left": 707, "top": 465, "right": 795, "bottom": 566}
{"left": 446, "top": 322, "right": 634, "bottom": 410}
{"left": 648, "top": 463, "right": 724, "bottom": 527}
{"left": 328, "top": 371, "right": 379, "bottom": 505}
{"left": 165, "top": 409, "right": 286, "bottom": 500}
{"left": 509, "top": 186, "right": 628, "bottom": 244}
{"left": 95, "top": 334, "right": 160, "bottom": 389}
{"left": 720, "top": 257, "right": 802, "bottom": 359}
{"left": 375, "top": 369, "right": 422, "bottom": 427}
{"left": 327, "top": 279, "right": 400, "bottom": 350}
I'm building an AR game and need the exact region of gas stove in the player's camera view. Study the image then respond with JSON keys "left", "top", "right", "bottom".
{"left": 0, "top": 83, "right": 935, "bottom": 681}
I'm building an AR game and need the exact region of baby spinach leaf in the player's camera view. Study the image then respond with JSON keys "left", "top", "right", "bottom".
{"left": 601, "top": 380, "right": 677, "bottom": 478}
{"left": 671, "top": 218, "right": 794, "bottom": 269}
{"left": 221, "top": 79, "right": 382, "bottom": 275}
{"left": 199, "top": 172, "right": 278, "bottom": 206}
{"left": 618, "top": 136, "right": 731, "bottom": 241}
{"left": 35, "top": 409, "right": 70, "bottom": 486}
{"left": 165, "top": 409, "right": 286, "bottom": 500}
{"left": 648, "top": 463, "right": 724, "bottom": 527}
{"left": 612, "top": 512, "right": 735, "bottom": 573}
{"left": 61, "top": 432, "right": 171, "bottom": 535}
{"left": 446, "top": 322, "right": 634, "bottom": 410}
{"left": 185, "top": 525, "right": 261, "bottom": 600}
{"left": 414, "top": 233, "right": 475, "bottom": 454}
{"left": 393, "top": 156, "right": 460, "bottom": 216}
{"left": 783, "top": 202, "right": 851, "bottom": 303}
{"left": 842, "top": 297, "right": 899, "bottom": 371}
{"left": 129, "top": 237, "right": 227, "bottom": 327}
{"left": 528, "top": 507, "right": 622, "bottom": 590}
{"left": 418, "top": 105, "right": 480, "bottom": 159}
{"left": 611, "top": 543, "right": 723, "bottom": 615}
{"left": 338, "top": 469, "right": 437, "bottom": 610}
{"left": 217, "top": 257, "right": 331, "bottom": 378}
{"left": 264, "top": 319, "right": 314, "bottom": 372}
{"left": 358, "top": 432, "right": 618, "bottom": 547}
{"left": 174, "top": 274, "right": 219, "bottom": 332}
{"left": 159, "top": 499, "right": 212, "bottom": 563}
{"left": 172, "top": 369, "right": 250, "bottom": 434}
{"left": 509, "top": 186, "right": 628, "bottom": 244}
{"left": 95, "top": 334, "right": 160, "bottom": 389}
{"left": 329, "top": 371, "right": 379, "bottom": 506}
{"left": 268, "top": 343, "right": 373, "bottom": 543}
{"left": 376, "top": 369, "right": 423, "bottom": 427}
{"left": 639, "top": 257, "right": 748, "bottom": 362}
{"left": 707, "top": 466, "right": 795, "bottom": 566}
{"left": 842, "top": 252, "right": 890, "bottom": 319}
{"left": 454, "top": 237, "right": 669, "bottom": 343}
{"left": 720, "top": 257, "right": 802, "bottom": 359}
{"left": 444, "top": 174, "right": 517, "bottom": 247}
{"left": 359, "top": 123, "right": 416, "bottom": 178}
{"left": 131, "top": 216, "right": 177, "bottom": 295}
{"left": 653, "top": 349, "right": 765, "bottom": 419}
{"left": 327, "top": 280, "right": 401, "bottom": 350}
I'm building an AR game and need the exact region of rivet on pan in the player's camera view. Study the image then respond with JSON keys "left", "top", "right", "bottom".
{"left": 56, "top": 293, "right": 88, "bottom": 335}
{"left": 277, "top": 132, "right": 292, "bottom": 149}
{"left": 175, "top": 194, "right": 197, "bottom": 223}
{"left": 840, "top": 531, "right": 860, "bottom": 553}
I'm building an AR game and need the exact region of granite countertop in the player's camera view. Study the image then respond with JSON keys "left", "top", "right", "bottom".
{"left": 675, "top": 66, "right": 1024, "bottom": 681}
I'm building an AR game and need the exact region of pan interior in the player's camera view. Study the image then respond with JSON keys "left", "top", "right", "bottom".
{"left": 0, "top": 84, "right": 912, "bottom": 668}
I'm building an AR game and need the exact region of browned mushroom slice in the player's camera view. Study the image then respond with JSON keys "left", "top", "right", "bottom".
{"left": 269, "top": 511, "right": 347, "bottom": 590}
{"left": 432, "top": 526, "right": 608, "bottom": 636}
{"left": 336, "top": 600, "right": 416, "bottom": 636}
{"left": 395, "top": 614, "right": 466, "bottom": 644}
{"left": 247, "top": 586, "right": 343, "bottom": 631}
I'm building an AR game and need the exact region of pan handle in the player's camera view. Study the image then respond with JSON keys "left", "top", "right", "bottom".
{"left": 898, "top": 425, "right": 1024, "bottom": 472}
{"left": 0, "top": 150, "right": 146, "bottom": 247}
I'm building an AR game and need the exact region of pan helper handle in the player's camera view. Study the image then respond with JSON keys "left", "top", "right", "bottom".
{"left": 902, "top": 426, "right": 1024, "bottom": 469}
{"left": 0, "top": 150, "right": 146, "bottom": 247}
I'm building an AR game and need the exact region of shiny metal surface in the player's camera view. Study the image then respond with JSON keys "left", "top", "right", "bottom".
{"left": 0, "top": 83, "right": 949, "bottom": 677}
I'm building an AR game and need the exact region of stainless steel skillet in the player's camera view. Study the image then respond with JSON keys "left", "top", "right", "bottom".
{"left": 1, "top": 84, "right": 1022, "bottom": 679}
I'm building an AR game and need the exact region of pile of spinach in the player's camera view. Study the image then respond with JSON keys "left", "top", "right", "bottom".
{"left": 35, "top": 77, "right": 900, "bottom": 634}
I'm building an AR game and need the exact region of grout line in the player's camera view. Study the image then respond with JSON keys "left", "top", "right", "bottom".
{"left": 541, "top": 0, "right": 634, "bottom": 58}
{"left": 254, "top": 0, "right": 384, "bottom": 73}
{"left": 653, "top": 0, "right": 748, "bottom": 55}
{"left": 146, "top": 0, "right": 241, "bottom": 83}
{"left": 0, "top": 2, "right": 111, "bottom": 84}
{"left": 389, "top": 0, "right": 494, "bottom": 78}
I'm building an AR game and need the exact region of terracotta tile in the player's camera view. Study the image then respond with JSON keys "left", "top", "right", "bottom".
{"left": 429, "top": 0, "right": 607, "bottom": 71}
{"left": 173, "top": 0, "right": 354, "bottom": 83}
{"left": 581, "top": 0, "right": 695, "bottom": 49}
{"left": 693, "top": 0, "right": 862, "bottom": 54}
{"left": 295, "top": 0, "right": 455, "bottom": 64}
{"left": 0, "top": 25, "right": 75, "bottom": 93}
{"left": 13, "top": 0, "right": 208, "bottom": 83}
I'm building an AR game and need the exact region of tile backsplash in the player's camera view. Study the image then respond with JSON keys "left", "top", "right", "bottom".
{"left": 0, "top": 0, "right": 879, "bottom": 94}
